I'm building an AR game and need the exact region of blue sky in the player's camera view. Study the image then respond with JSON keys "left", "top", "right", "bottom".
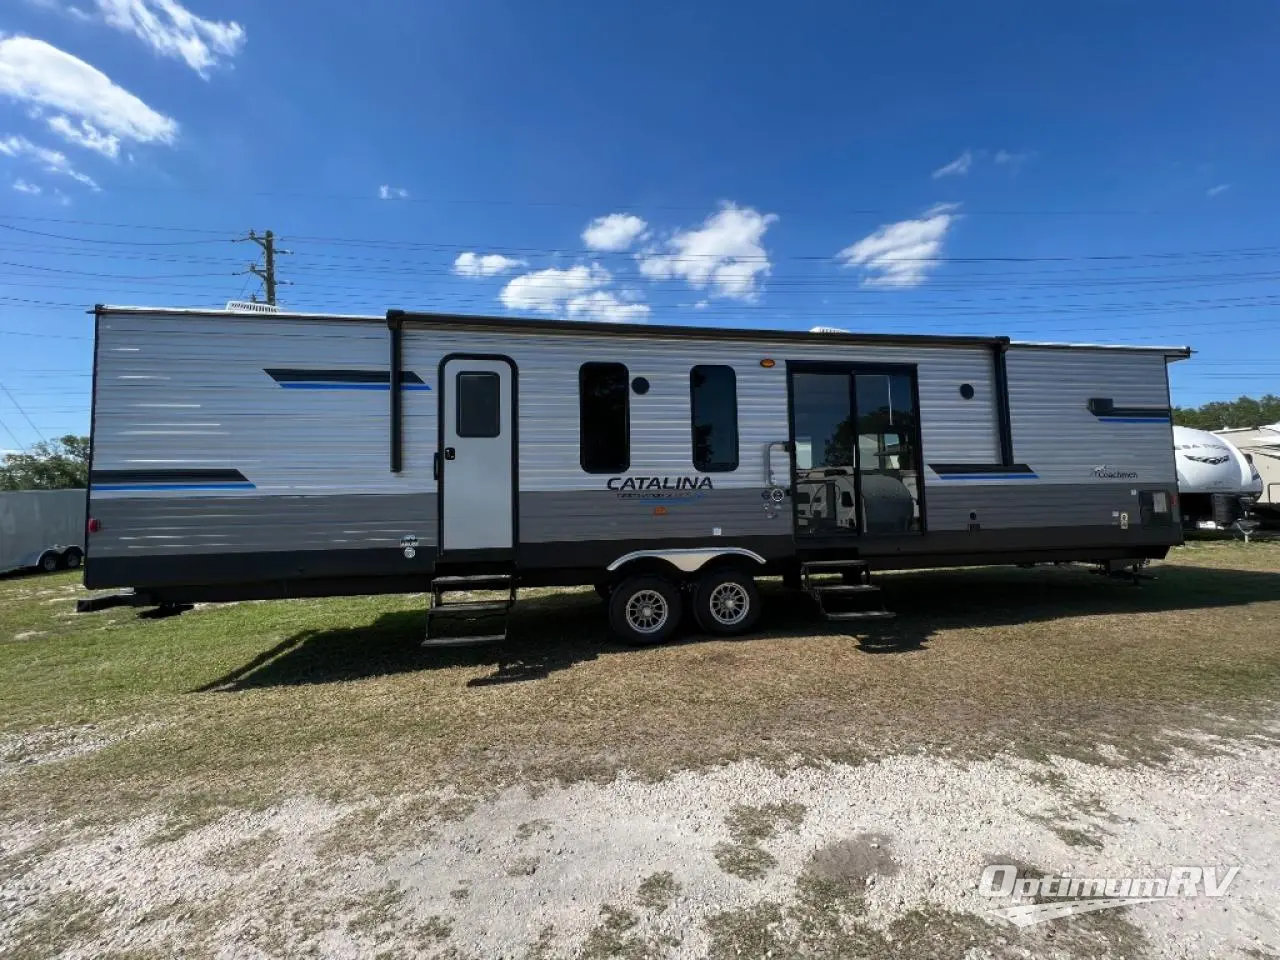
{"left": 1, "top": 0, "right": 1278, "bottom": 446}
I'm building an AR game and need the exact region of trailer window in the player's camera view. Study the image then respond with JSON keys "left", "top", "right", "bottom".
{"left": 456, "top": 371, "right": 501, "bottom": 438}
{"left": 580, "top": 362, "right": 630, "bottom": 473}
{"left": 690, "top": 365, "right": 739, "bottom": 472}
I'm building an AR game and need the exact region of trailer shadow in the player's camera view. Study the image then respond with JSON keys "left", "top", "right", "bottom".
{"left": 194, "top": 562, "right": 1280, "bottom": 692}
{"left": 193, "top": 590, "right": 613, "bottom": 692}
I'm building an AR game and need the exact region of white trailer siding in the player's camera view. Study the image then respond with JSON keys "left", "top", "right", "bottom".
{"left": 0, "top": 489, "right": 85, "bottom": 575}
{"left": 84, "top": 307, "right": 1184, "bottom": 593}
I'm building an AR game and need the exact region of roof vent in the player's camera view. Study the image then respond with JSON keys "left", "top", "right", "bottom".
{"left": 809, "top": 326, "right": 849, "bottom": 334}
{"left": 225, "top": 300, "right": 280, "bottom": 314}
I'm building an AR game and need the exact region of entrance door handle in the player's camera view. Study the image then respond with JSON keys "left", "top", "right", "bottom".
{"left": 444, "top": 447, "right": 456, "bottom": 461}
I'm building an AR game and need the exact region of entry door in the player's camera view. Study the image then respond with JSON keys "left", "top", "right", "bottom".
{"left": 788, "top": 363, "right": 924, "bottom": 538}
{"left": 439, "top": 357, "right": 515, "bottom": 553}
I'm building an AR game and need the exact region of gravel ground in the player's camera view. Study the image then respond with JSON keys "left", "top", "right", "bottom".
{"left": 2, "top": 729, "right": 1279, "bottom": 959}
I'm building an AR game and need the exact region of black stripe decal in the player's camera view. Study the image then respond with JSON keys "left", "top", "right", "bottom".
{"left": 92, "top": 469, "right": 250, "bottom": 484}
{"left": 265, "top": 368, "right": 425, "bottom": 384}
{"left": 930, "top": 463, "right": 1035, "bottom": 475}
{"left": 1099, "top": 407, "right": 1171, "bottom": 419}
{"left": 1087, "top": 398, "right": 1171, "bottom": 420}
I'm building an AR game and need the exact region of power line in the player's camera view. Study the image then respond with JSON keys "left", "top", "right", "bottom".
{"left": 2, "top": 213, "right": 1277, "bottom": 264}
{"left": 0, "top": 413, "right": 25, "bottom": 451}
{"left": 0, "top": 381, "right": 48, "bottom": 444}
{"left": 0, "top": 186, "right": 1268, "bottom": 218}
{"left": 0, "top": 221, "right": 236, "bottom": 246}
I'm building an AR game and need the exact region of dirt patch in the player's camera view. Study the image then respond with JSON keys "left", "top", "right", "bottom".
{"left": 805, "top": 832, "right": 900, "bottom": 886}
{"left": 0, "top": 721, "right": 160, "bottom": 777}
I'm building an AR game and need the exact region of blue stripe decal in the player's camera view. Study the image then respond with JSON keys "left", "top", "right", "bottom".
{"left": 95, "top": 482, "right": 257, "bottom": 491}
{"left": 279, "top": 382, "right": 431, "bottom": 391}
{"left": 935, "top": 473, "right": 1040, "bottom": 481}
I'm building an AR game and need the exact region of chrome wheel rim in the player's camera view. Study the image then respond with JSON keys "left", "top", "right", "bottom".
{"left": 708, "top": 582, "right": 750, "bottom": 626}
{"left": 625, "top": 589, "right": 669, "bottom": 635}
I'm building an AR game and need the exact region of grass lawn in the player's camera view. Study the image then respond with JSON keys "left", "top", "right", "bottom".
{"left": 2, "top": 540, "right": 1279, "bottom": 834}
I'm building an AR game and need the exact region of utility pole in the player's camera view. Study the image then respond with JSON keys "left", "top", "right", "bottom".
{"left": 240, "top": 230, "right": 291, "bottom": 305}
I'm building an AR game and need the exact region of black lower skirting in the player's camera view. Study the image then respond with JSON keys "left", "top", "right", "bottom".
{"left": 85, "top": 526, "right": 1180, "bottom": 604}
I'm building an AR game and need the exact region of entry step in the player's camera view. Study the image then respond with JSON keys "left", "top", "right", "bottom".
{"left": 799, "top": 559, "right": 869, "bottom": 571}
{"left": 428, "top": 601, "right": 512, "bottom": 616}
{"left": 432, "top": 575, "right": 513, "bottom": 589}
{"left": 422, "top": 633, "right": 507, "bottom": 648}
{"left": 801, "top": 559, "right": 895, "bottom": 629}
{"left": 425, "top": 571, "right": 517, "bottom": 647}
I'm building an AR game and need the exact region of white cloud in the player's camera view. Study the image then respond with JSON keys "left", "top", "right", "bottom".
{"left": 499, "top": 263, "right": 611, "bottom": 314}
{"left": 0, "top": 36, "right": 178, "bottom": 148}
{"left": 1207, "top": 183, "right": 1230, "bottom": 198}
{"left": 12, "top": 178, "right": 41, "bottom": 194}
{"left": 836, "top": 203, "right": 960, "bottom": 288}
{"left": 452, "top": 252, "right": 527, "bottom": 278}
{"left": 497, "top": 264, "right": 649, "bottom": 323}
{"left": 378, "top": 184, "right": 408, "bottom": 200}
{"left": 693, "top": 300, "right": 709, "bottom": 310}
{"left": 45, "top": 114, "right": 120, "bottom": 157}
{"left": 0, "top": 135, "right": 98, "bottom": 189}
{"left": 932, "top": 150, "right": 973, "bottom": 178}
{"left": 564, "top": 289, "right": 650, "bottom": 323}
{"left": 637, "top": 203, "right": 777, "bottom": 302}
{"left": 993, "top": 148, "right": 1037, "bottom": 170}
{"left": 582, "top": 213, "right": 648, "bottom": 252}
{"left": 89, "top": 0, "right": 245, "bottom": 78}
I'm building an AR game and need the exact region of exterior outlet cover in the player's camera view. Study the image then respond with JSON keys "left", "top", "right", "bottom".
{"left": 712, "top": 527, "right": 722, "bottom": 536}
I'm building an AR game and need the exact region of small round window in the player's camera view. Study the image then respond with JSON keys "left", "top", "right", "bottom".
{"left": 632, "top": 376, "right": 650, "bottom": 395}
{"left": 959, "top": 383, "right": 975, "bottom": 400}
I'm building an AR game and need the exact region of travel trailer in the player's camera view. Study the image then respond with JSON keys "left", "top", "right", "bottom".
{"left": 0, "top": 489, "right": 86, "bottom": 576}
{"left": 1213, "top": 423, "right": 1280, "bottom": 527}
{"left": 1172, "top": 425, "right": 1262, "bottom": 530}
{"left": 84, "top": 305, "right": 1189, "bottom": 644}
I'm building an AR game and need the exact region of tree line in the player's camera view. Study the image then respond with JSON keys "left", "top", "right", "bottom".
{"left": 1173, "top": 394, "right": 1280, "bottom": 432}
{"left": 0, "top": 436, "right": 89, "bottom": 491}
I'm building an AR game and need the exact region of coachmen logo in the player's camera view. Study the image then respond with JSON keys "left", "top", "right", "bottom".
{"left": 608, "top": 476, "right": 714, "bottom": 503}
{"left": 1092, "top": 465, "right": 1139, "bottom": 479}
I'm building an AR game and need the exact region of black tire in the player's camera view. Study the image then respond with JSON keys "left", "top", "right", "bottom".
{"left": 608, "top": 575, "right": 683, "bottom": 646}
{"left": 692, "top": 568, "right": 762, "bottom": 637}
{"left": 61, "top": 548, "right": 83, "bottom": 570}
{"left": 38, "top": 551, "right": 60, "bottom": 574}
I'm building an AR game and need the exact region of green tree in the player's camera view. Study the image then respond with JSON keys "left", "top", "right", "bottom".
{"left": 1173, "top": 394, "right": 1280, "bottom": 431}
{"left": 0, "top": 435, "right": 90, "bottom": 490}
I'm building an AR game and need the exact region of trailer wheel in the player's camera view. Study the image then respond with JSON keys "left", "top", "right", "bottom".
{"left": 692, "top": 568, "right": 761, "bottom": 637}
{"left": 608, "top": 575, "right": 682, "bottom": 646}
{"left": 38, "top": 551, "right": 60, "bottom": 574}
{"left": 60, "top": 548, "right": 83, "bottom": 570}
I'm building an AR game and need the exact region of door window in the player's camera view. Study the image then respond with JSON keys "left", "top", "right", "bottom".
{"left": 455, "top": 371, "right": 501, "bottom": 438}
{"left": 790, "top": 371, "right": 856, "bottom": 534}
{"left": 854, "top": 373, "right": 921, "bottom": 533}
